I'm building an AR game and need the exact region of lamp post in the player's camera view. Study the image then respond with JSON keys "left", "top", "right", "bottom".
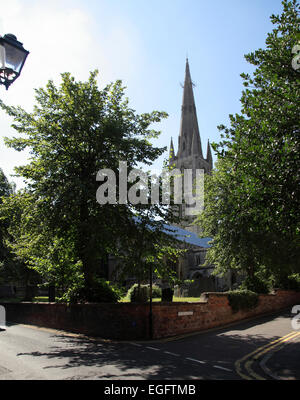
{"left": 0, "top": 33, "right": 29, "bottom": 90}
{"left": 149, "top": 262, "right": 153, "bottom": 339}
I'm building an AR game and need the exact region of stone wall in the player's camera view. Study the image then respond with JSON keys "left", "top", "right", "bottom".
{"left": 174, "top": 278, "right": 217, "bottom": 297}
{"left": 1, "top": 289, "right": 300, "bottom": 340}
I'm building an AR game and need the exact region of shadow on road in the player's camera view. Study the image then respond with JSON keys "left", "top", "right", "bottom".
{"left": 13, "top": 310, "right": 298, "bottom": 380}
{"left": 17, "top": 334, "right": 208, "bottom": 380}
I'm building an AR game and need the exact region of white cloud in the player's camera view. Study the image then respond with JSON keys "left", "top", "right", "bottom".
{"left": 0, "top": 0, "right": 144, "bottom": 187}
{"left": 1, "top": 0, "right": 94, "bottom": 105}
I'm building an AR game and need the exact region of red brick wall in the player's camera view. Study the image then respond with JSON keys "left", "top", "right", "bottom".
{"left": 2, "top": 302, "right": 150, "bottom": 340}
{"left": 152, "top": 290, "right": 300, "bottom": 338}
{"left": 2, "top": 289, "right": 300, "bottom": 340}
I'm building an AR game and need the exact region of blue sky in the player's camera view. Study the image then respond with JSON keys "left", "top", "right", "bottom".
{"left": 0, "top": 0, "right": 285, "bottom": 188}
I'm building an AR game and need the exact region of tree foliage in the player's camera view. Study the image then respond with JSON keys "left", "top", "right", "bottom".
{"left": 0, "top": 168, "right": 14, "bottom": 279}
{"left": 0, "top": 71, "right": 181, "bottom": 301}
{"left": 0, "top": 170, "right": 37, "bottom": 289}
{"left": 197, "top": 0, "right": 300, "bottom": 286}
{"left": 114, "top": 169, "right": 185, "bottom": 286}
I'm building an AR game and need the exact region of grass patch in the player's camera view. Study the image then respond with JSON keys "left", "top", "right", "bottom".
{"left": 33, "top": 296, "right": 60, "bottom": 302}
{"left": 173, "top": 297, "right": 203, "bottom": 302}
{"left": 0, "top": 296, "right": 60, "bottom": 303}
{"left": 2, "top": 296, "right": 203, "bottom": 304}
{"left": 119, "top": 296, "right": 202, "bottom": 303}
{"left": 0, "top": 297, "right": 23, "bottom": 303}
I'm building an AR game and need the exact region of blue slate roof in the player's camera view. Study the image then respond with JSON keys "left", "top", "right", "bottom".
{"left": 162, "top": 223, "right": 212, "bottom": 248}
{"left": 132, "top": 216, "right": 212, "bottom": 248}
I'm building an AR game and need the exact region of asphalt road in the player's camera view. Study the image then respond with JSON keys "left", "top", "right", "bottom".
{"left": 0, "top": 309, "right": 299, "bottom": 381}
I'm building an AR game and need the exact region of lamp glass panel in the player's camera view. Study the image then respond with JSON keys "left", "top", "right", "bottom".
{"left": 3, "top": 42, "right": 26, "bottom": 73}
{"left": 0, "top": 45, "right": 5, "bottom": 69}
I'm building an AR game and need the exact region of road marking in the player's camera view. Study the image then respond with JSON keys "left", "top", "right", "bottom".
{"left": 186, "top": 357, "right": 206, "bottom": 364}
{"left": 235, "top": 331, "right": 300, "bottom": 380}
{"left": 131, "top": 344, "right": 234, "bottom": 374}
{"left": 245, "top": 359, "right": 265, "bottom": 380}
{"left": 164, "top": 351, "right": 180, "bottom": 357}
{"left": 253, "top": 331, "right": 300, "bottom": 360}
{"left": 146, "top": 346, "right": 160, "bottom": 351}
{"left": 260, "top": 350, "right": 282, "bottom": 380}
{"left": 235, "top": 331, "right": 297, "bottom": 380}
{"left": 245, "top": 331, "right": 300, "bottom": 380}
{"left": 213, "top": 365, "right": 232, "bottom": 372}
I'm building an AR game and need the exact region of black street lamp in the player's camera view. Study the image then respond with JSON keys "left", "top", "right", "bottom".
{"left": 0, "top": 33, "right": 29, "bottom": 90}
{"left": 149, "top": 262, "right": 153, "bottom": 339}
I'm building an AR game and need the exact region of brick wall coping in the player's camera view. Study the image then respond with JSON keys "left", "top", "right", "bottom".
{"left": 1, "top": 289, "right": 299, "bottom": 340}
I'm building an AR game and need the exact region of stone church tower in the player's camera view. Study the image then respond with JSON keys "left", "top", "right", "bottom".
{"left": 169, "top": 59, "right": 213, "bottom": 233}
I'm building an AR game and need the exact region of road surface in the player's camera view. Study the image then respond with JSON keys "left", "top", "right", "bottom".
{"left": 0, "top": 309, "right": 299, "bottom": 380}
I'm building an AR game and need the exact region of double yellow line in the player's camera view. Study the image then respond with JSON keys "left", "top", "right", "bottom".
{"left": 235, "top": 330, "right": 300, "bottom": 380}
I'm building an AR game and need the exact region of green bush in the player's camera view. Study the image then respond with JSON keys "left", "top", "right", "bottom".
{"left": 275, "top": 274, "right": 300, "bottom": 292}
{"left": 126, "top": 283, "right": 137, "bottom": 300}
{"left": 227, "top": 289, "right": 259, "bottom": 313}
{"left": 67, "top": 278, "right": 122, "bottom": 303}
{"left": 239, "top": 274, "right": 270, "bottom": 294}
{"left": 127, "top": 284, "right": 162, "bottom": 302}
{"left": 182, "top": 280, "right": 194, "bottom": 285}
{"left": 151, "top": 285, "right": 162, "bottom": 298}
{"left": 128, "top": 284, "right": 149, "bottom": 303}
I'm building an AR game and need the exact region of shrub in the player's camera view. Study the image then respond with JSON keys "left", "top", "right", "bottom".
{"left": 182, "top": 280, "right": 194, "bottom": 285}
{"left": 151, "top": 285, "right": 162, "bottom": 299}
{"left": 275, "top": 274, "right": 300, "bottom": 292}
{"left": 227, "top": 289, "right": 259, "bottom": 313}
{"left": 129, "top": 284, "right": 149, "bottom": 303}
{"left": 239, "top": 274, "right": 270, "bottom": 294}
{"left": 126, "top": 283, "right": 137, "bottom": 300}
{"left": 67, "top": 278, "right": 122, "bottom": 303}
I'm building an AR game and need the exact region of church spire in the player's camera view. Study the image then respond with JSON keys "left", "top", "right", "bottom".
{"left": 169, "top": 58, "right": 212, "bottom": 232}
{"left": 169, "top": 136, "right": 175, "bottom": 164}
{"left": 191, "top": 129, "right": 199, "bottom": 155}
{"left": 206, "top": 139, "right": 213, "bottom": 171}
{"left": 178, "top": 58, "right": 203, "bottom": 159}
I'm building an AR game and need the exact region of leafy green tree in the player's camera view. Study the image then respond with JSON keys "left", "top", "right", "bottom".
{"left": 0, "top": 168, "right": 15, "bottom": 279}
{"left": 115, "top": 210, "right": 185, "bottom": 288}
{"left": 1, "top": 71, "right": 170, "bottom": 300}
{"left": 0, "top": 190, "right": 40, "bottom": 297}
{"left": 197, "top": 0, "right": 300, "bottom": 287}
{"left": 0, "top": 168, "right": 13, "bottom": 263}
{"left": 0, "top": 168, "right": 14, "bottom": 198}
{"left": 105, "top": 163, "right": 186, "bottom": 291}
{"left": 0, "top": 171, "right": 39, "bottom": 296}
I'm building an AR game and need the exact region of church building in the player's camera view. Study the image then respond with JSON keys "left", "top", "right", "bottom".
{"left": 169, "top": 58, "right": 213, "bottom": 235}
{"left": 168, "top": 59, "right": 234, "bottom": 293}
{"left": 108, "top": 59, "right": 235, "bottom": 293}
